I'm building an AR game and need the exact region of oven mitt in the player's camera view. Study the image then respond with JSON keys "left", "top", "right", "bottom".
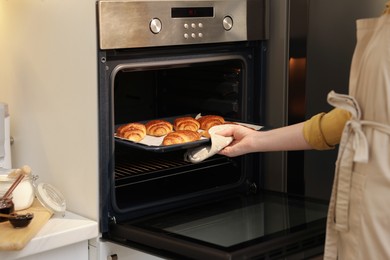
{"left": 184, "top": 124, "right": 235, "bottom": 163}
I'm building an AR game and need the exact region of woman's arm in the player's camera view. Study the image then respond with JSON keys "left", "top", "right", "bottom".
{"left": 218, "top": 122, "right": 312, "bottom": 157}
{"left": 217, "top": 108, "right": 351, "bottom": 158}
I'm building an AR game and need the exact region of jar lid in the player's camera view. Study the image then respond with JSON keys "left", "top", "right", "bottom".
{"left": 35, "top": 183, "right": 66, "bottom": 215}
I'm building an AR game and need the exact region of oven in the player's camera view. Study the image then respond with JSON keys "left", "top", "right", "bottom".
{"left": 97, "top": 0, "right": 328, "bottom": 259}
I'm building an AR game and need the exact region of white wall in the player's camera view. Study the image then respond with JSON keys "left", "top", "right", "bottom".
{"left": 0, "top": 0, "right": 99, "bottom": 221}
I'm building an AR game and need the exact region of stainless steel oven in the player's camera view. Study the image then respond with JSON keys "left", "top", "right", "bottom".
{"left": 97, "top": 0, "right": 328, "bottom": 259}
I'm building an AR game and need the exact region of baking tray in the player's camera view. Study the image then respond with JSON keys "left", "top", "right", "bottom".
{"left": 115, "top": 137, "right": 209, "bottom": 153}
{"left": 114, "top": 115, "right": 262, "bottom": 153}
{"left": 115, "top": 115, "right": 210, "bottom": 153}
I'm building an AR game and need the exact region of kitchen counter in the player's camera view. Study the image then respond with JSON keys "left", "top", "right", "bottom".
{"left": 0, "top": 210, "right": 98, "bottom": 260}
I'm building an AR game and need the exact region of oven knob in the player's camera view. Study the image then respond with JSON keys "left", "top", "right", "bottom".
{"left": 222, "top": 16, "right": 233, "bottom": 31}
{"left": 149, "top": 18, "right": 162, "bottom": 34}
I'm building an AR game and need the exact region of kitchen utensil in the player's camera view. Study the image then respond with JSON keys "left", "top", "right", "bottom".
{"left": 0, "top": 212, "right": 34, "bottom": 228}
{"left": 1, "top": 172, "right": 25, "bottom": 200}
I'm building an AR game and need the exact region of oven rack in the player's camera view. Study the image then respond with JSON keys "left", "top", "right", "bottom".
{"left": 114, "top": 155, "right": 233, "bottom": 187}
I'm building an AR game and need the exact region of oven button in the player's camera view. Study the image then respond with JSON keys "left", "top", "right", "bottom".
{"left": 223, "top": 16, "right": 233, "bottom": 31}
{"left": 198, "top": 33, "right": 203, "bottom": 38}
{"left": 149, "top": 18, "right": 162, "bottom": 34}
{"left": 184, "top": 33, "right": 189, "bottom": 39}
{"left": 191, "top": 33, "right": 196, "bottom": 38}
{"left": 191, "top": 23, "right": 196, "bottom": 29}
{"left": 184, "top": 23, "right": 189, "bottom": 29}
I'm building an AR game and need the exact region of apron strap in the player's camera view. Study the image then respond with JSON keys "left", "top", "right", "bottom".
{"left": 328, "top": 91, "right": 368, "bottom": 163}
{"left": 328, "top": 90, "right": 361, "bottom": 119}
{"left": 348, "top": 120, "right": 369, "bottom": 163}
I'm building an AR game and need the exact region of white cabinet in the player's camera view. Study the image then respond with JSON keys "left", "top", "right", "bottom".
{"left": 17, "top": 241, "right": 88, "bottom": 260}
{"left": 90, "top": 240, "right": 164, "bottom": 260}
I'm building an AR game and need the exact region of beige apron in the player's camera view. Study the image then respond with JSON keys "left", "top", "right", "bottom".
{"left": 323, "top": 14, "right": 390, "bottom": 259}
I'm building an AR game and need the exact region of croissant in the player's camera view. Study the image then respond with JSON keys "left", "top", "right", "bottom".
{"left": 198, "top": 115, "right": 225, "bottom": 130}
{"left": 197, "top": 115, "right": 225, "bottom": 138}
{"left": 197, "top": 115, "right": 225, "bottom": 130}
{"left": 162, "top": 130, "right": 201, "bottom": 146}
{"left": 145, "top": 120, "right": 173, "bottom": 137}
{"left": 116, "top": 123, "right": 146, "bottom": 142}
{"left": 174, "top": 117, "right": 200, "bottom": 131}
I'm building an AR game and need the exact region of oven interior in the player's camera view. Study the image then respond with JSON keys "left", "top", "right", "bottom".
{"left": 114, "top": 59, "right": 247, "bottom": 123}
{"left": 99, "top": 44, "right": 265, "bottom": 225}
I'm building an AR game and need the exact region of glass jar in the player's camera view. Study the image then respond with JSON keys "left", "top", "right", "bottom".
{"left": 0, "top": 173, "right": 35, "bottom": 211}
{"left": 0, "top": 168, "right": 66, "bottom": 216}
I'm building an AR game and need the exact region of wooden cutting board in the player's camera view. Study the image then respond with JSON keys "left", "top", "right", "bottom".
{"left": 0, "top": 199, "right": 53, "bottom": 251}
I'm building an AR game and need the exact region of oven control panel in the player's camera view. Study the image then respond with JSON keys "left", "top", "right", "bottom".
{"left": 98, "top": 0, "right": 268, "bottom": 50}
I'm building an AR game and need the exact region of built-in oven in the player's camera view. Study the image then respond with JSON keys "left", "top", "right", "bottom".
{"left": 97, "top": 0, "right": 328, "bottom": 259}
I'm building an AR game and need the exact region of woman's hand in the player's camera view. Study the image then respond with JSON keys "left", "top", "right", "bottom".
{"left": 217, "top": 122, "right": 312, "bottom": 157}
{"left": 217, "top": 125, "right": 261, "bottom": 157}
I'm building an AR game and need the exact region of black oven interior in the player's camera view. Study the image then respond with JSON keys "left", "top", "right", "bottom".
{"left": 114, "top": 59, "right": 247, "bottom": 123}
{"left": 99, "top": 43, "right": 265, "bottom": 226}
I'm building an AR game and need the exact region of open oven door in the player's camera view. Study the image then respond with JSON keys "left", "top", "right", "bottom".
{"left": 105, "top": 190, "right": 328, "bottom": 260}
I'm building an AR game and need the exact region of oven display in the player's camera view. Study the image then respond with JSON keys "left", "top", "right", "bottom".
{"left": 171, "top": 7, "right": 214, "bottom": 18}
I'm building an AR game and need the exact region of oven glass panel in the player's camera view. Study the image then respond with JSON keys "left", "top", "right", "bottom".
{"left": 160, "top": 193, "right": 327, "bottom": 247}
{"left": 117, "top": 190, "right": 328, "bottom": 257}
